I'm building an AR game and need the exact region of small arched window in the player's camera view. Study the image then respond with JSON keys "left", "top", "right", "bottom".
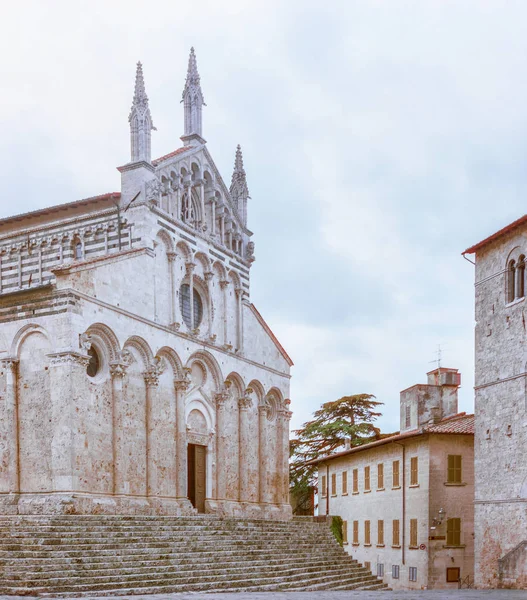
{"left": 180, "top": 283, "right": 203, "bottom": 329}
{"left": 74, "top": 240, "right": 83, "bottom": 260}
{"left": 517, "top": 255, "right": 525, "bottom": 299}
{"left": 508, "top": 260, "right": 516, "bottom": 303}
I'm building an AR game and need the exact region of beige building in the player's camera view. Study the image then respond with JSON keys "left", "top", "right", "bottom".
{"left": 313, "top": 368, "right": 474, "bottom": 590}
{"left": 464, "top": 218, "right": 527, "bottom": 589}
{"left": 0, "top": 50, "right": 293, "bottom": 519}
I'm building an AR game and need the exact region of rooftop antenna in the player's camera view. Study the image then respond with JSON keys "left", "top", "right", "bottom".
{"left": 429, "top": 344, "right": 445, "bottom": 384}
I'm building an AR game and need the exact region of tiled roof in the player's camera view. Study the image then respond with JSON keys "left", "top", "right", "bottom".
{"left": 426, "top": 412, "right": 474, "bottom": 434}
{"left": 307, "top": 412, "right": 474, "bottom": 466}
{"left": 0, "top": 192, "right": 121, "bottom": 228}
{"left": 463, "top": 214, "right": 527, "bottom": 255}
{"left": 152, "top": 147, "right": 192, "bottom": 167}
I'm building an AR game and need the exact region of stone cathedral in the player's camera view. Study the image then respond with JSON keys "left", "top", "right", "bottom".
{"left": 0, "top": 49, "right": 293, "bottom": 519}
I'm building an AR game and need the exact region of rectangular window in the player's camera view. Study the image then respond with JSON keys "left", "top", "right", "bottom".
{"left": 405, "top": 405, "right": 411, "bottom": 428}
{"left": 410, "top": 518, "right": 418, "bottom": 547}
{"left": 392, "top": 565, "right": 400, "bottom": 579}
{"left": 446, "top": 567, "right": 461, "bottom": 583}
{"left": 392, "top": 519, "right": 400, "bottom": 547}
{"left": 377, "top": 463, "right": 384, "bottom": 489}
{"left": 447, "top": 455, "right": 462, "bottom": 483}
{"left": 365, "top": 561, "right": 371, "bottom": 571}
{"left": 353, "top": 520, "right": 359, "bottom": 544}
{"left": 377, "top": 563, "right": 384, "bottom": 577}
{"left": 410, "top": 456, "right": 418, "bottom": 486}
{"left": 353, "top": 468, "right": 358, "bottom": 493}
{"left": 393, "top": 460, "right": 400, "bottom": 488}
{"left": 364, "top": 520, "right": 371, "bottom": 545}
{"left": 377, "top": 520, "right": 384, "bottom": 546}
{"left": 364, "top": 466, "right": 371, "bottom": 491}
{"left": 342, "top": 470, "right": 348, "bottom": 495}
{"left": 331, "top": 473, "right": 336, "bottom": 496}
{"left": 446, "top": 518, "right": 461, "bottom": 546}
{"left": 342, "top": 520, "right": 348, "bottom": 544}
{"left": 321, "top": 475, "right": 327, "bottom": 497}
{"left": 409, "top": 567, "right": 417, "bottom": 582}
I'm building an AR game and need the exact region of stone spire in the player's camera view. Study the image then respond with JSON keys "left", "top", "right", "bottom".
{"left": 181, "top": 47, "right": 206, "bottom": 144}
{"left": 230, "top": 145, "right": 250, "bottom": 226}
{"left": 129, "top": 61, "right": 156, "bottom": 163}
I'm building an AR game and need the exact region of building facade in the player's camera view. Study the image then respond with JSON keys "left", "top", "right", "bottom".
{"left": 0, "top": 50, "right": 293, "bottom": 519}
{"left": 464, "top": 220, "right": 527, "bottom": 588}
{"left": 315, "top": 369, "right": 474, "bottom": 590}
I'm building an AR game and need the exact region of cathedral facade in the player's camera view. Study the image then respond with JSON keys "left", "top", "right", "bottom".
{"left": 0, "top": 50, "right": 293, "bottom": 519}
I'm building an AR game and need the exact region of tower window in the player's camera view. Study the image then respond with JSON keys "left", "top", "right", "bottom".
{"left": 180, "top": 283, "right": 203, "bottom": 329}
{"left": 508, "top": 260, "right": 516, "bottom": 303}
{"left": 75, "top": 242, "right": 83, "bottom": 260}
{"left": 517, "top": 255, "right": 525, "bottom": 298}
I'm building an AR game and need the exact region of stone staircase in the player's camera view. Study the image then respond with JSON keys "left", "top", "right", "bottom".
{"left": 0, "top": 515, "right": 387, "bottom": 596}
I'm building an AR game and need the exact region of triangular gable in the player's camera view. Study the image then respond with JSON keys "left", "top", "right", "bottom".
{"left": 249, "top": 303, "right": 293, "bottom": 367}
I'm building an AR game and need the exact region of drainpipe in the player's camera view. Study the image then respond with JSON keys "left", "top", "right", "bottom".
{"left": 393, "top": 441, "right": 406, "bottom": 565}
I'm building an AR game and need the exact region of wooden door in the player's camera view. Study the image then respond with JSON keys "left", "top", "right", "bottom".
{"left": 187, "top": 444, "right": 207, "bottom": 513}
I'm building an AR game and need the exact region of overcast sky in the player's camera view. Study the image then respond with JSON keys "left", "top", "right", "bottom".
{"left": 1, "top": 1, "right": 526, "bottom": 434}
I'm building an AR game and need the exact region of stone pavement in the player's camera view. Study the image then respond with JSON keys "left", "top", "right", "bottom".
{"left": 1, "top": 591, "right": 526, "bottom": 600}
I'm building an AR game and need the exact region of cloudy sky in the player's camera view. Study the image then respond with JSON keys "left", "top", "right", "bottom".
{"left": 1, "top": 0, "right": 526, "bottom": 434}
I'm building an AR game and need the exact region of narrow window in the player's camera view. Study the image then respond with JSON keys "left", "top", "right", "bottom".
{"left": 342, "top": 470, "right": 348, "bottom": 495}
{"left": 392, "top": 565, "right": 400, "bottom": 579}
{"left": 364, "top": 520, "right": 371, "bottom": 545}
{"left": 353, "top": 520, "right": 359, "bottom": 544}
{"left": 377, "top": 563, "right": 384, "bottom": 577}
{"left": 518, "top": 256, "right": 525, "bottom": 298}
{"left": 447, "top": 455, "right": 462, "bottom": 483}
{"left": 321, "top": 475, "right": 327, "bottom": 497}
{"left": 392, "top": 519, "right": 400, "bottom": 546}
{"left": 409, "top": 567, "right": 417, "bottom": 582}
{"left": 446, "top": 518, "right": 461, "bottom": 546}
{"left": 364, "top": 466, "right": 371, "bottom": 491}
{"left": 331, "top": 473, "right": 336, "bottom": 496}
{"left": 353, "top": 468, "right": 358, "bottom": 493}
{"left": 508, "top": 260, "right": 516, "bottom": 303}
{"left": 405, "top": 404, "right": 411, "bottom": 428}
{"left": 342, "top": 520, "right": 348, "bottom": 544}
{"left": 377, "top": 463, "right": 384, "bottom": 489}
{"left": 377, "top": 520, "right": 384, "bottom": 546}
{"left": 410, "top": 457, "right": 419, "bottom": 486}
{"left": 410, "top": 518, "right": 418, "bottom": 547}
{"left": 75, "top": 241, "right": 83, "bottom": 260}
{"left": 393, "top": 460, "right": 400, "bottom": 488}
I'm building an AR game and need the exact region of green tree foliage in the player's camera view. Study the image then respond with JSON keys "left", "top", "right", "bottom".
{"left": 290, "top": 394, "right": 384, "bottom": 502}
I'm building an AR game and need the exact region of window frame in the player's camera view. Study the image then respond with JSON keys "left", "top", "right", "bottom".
{"left": 353, "top": 520, "right": 359, "bottom": 545}
{"left": 342, "top": 470, "right": 348, "bottom": 495}
{"left": 392, "top": 519, "right": 400, "bottom": 547}
{"left": 410, "top": 518, "right": 418, "bottom": 548}
{"left": 364, "top": 520, "right": 371, "bottom": 546}
{"left": 409, "top": 566, "right": 417, "bottom": 582}
{"left": 321, "top": 474, "right": 327, "bottom": 498}
{"left": 352, "top": 468, "right": 359, "bottom": 493}
{"left": 392, "top": 460, "right": 400, "bottom": 488}
{"left": 377, "top": 519, "right": 384, "bottom": 546}
{"left": 364, "top": 466, "right": 371, "bottom": 492}
{"left": 446, "top": 517, "right": 462, "bottom": 547}
{"left": 447, "top": 454, "right": 462, "bottom": 484}
{"left": 331, "top": 472, "right": 337, "bottom": 496}
{"left": 410, "top": 456, "right": 419, "bottom": 486}
{"left": 377, "top": 463, "right": 384, "bottom": 490}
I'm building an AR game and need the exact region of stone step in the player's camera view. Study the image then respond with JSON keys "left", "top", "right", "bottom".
{"left": 0, "top": 566, "right": 381, "bottom": 595}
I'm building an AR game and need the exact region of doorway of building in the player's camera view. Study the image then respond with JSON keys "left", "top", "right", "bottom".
{"left": 187, "top": 443, "right": 207, "bottom": 513}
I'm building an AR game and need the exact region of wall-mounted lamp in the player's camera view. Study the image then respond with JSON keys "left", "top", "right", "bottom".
{"left": 431, "top": 507, "right": 446, "bottom": 529}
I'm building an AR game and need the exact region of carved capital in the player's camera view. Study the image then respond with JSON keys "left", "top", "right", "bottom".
{"left": 79, "top": 333, "right": 92, "bottom": 353}
{"left": 117, "top": 349, "right": 134, "bottom": 367}
{"left": 0, "top": 357, "right": 18, "bottom": 373}
{"left": 258, "top": 403, "right": 270, "bottom": 418}
{"left": 174, "top": 367, "right": 192, "bottom": 392}
{"left": 238, "top": 387, "right": 254, "bottom": 411}
{"left": 214, "top": 379, "right": 232, "bottom": 408}
{"left": 185, "top": 261, "right": 196, "bottom": 276}
{"left": 144, "top": 369, "right": 160, "bottom": 387}
{"left": 219, "top": 280, "right": 229, "bottom": 289}
{"left": 110, "top": 362, "right": 128, "bottom": 379}
{"left": 235, "top": 287, "right": 244, "bottom": 298}
{"left": 204, "top": 271, "right": 214, "bottom": 282}
{"left": 167, "top": 251, "right": 176, "bottom": 263}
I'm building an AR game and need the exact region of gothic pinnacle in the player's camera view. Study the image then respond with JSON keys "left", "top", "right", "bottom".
{"left": 230, "top": 144, "right": 250, "bottom": 203}
{"left": 182, "top": 47, "right": 205, "bottom": 103}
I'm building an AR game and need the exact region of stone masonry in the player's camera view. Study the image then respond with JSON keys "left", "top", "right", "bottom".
{"left": 0, "top": 49, "right": 293, "bottom": 520}
{"left": 464, "top": 222, "right": 527, "bottom": 589}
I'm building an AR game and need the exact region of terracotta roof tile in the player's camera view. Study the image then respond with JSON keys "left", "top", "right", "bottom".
{"left": 427, "top": 413, "right": 474, "bottom": 434}
{"left": 152, "top": 147, "right": 192, "bottom": 166}
{"left": 463, "top": 214, "right": 527, "bottom": 255}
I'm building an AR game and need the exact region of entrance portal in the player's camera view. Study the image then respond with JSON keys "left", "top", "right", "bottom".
{"left": 187, "top": 443, "right": 207, "bottom": 513}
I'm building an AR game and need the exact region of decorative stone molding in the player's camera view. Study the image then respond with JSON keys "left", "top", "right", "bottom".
{"left": 79, "top": 333, "right": 92, "bottom": 353}
{"left": 174, "top": 367, "right": 192, "bottom": 392}
{"left": 219, "top": 280, "right": 229, "bottom": 289}
{"left": 204, "top": 271, "right": 214, "bottom": 282}
{"left": 166, "top": 251, "right": 176, "bottom": 263}
{"left": 48, "top": 351, "right": 90, "bottom": 368}
{"left": 0, "top": 357, "right": 18, "bottom": 372}
{"left": 143, "top": 357, "right": 166, "bottom": 387}
{"left": 258, "top": 403, "right": 270, "bottom": 418}
{"left": 109, "top": 362, "right": 128, "bottom": 379}
{"left": 185, "top": 261, "right": 196, "bottom": 276}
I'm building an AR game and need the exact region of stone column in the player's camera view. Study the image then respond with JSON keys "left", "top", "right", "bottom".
{"left": 211, "top": 199, "right": 216, "bottom": 236}
{"left": 238, "top": 388, "right": 253, "bottom": 503}
{"left": 110, "top": 360, "right": 128, "bottom": 495}
{"left": 282, "top": 401, "right": 292, "bottom": 504}
{"left": 235, "top": 287, "right": 243, "bottom": 352}
{"left": 258, "top": 402, "right": 269, "bottom": 504}
{"left": 220, "top": 280, "right": 229, "bottom": 346}
{"left": 275, "top": 409, "right": 284, "bottom": 505}
{"left": 186, "top": 262, "right": 196, "bottom": 330}
{"left": 1, "top": 358, "right": 19, "bottom": 492}
{"left": 205, "top": 271, "right": 214, "bottom": 333}
{"left": 214, "top": 381, "right": 232, "bottom": 501}
{"left": 220, "top": 216, "right": 225, "bottom": 244}
{"left": 174, "top": 371, "right": 191, "bottom": 499}
{"left": 167, "top": 251, "right": 176, "bottom": 325}
{"left": 144, "top": 364, "right": 160, "bottom": 497}
{"left": 48, "top": 351, "right": 90, "bottom": 491}
{"left": 199, "top": 182, "right": 205, "bottom": 227}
